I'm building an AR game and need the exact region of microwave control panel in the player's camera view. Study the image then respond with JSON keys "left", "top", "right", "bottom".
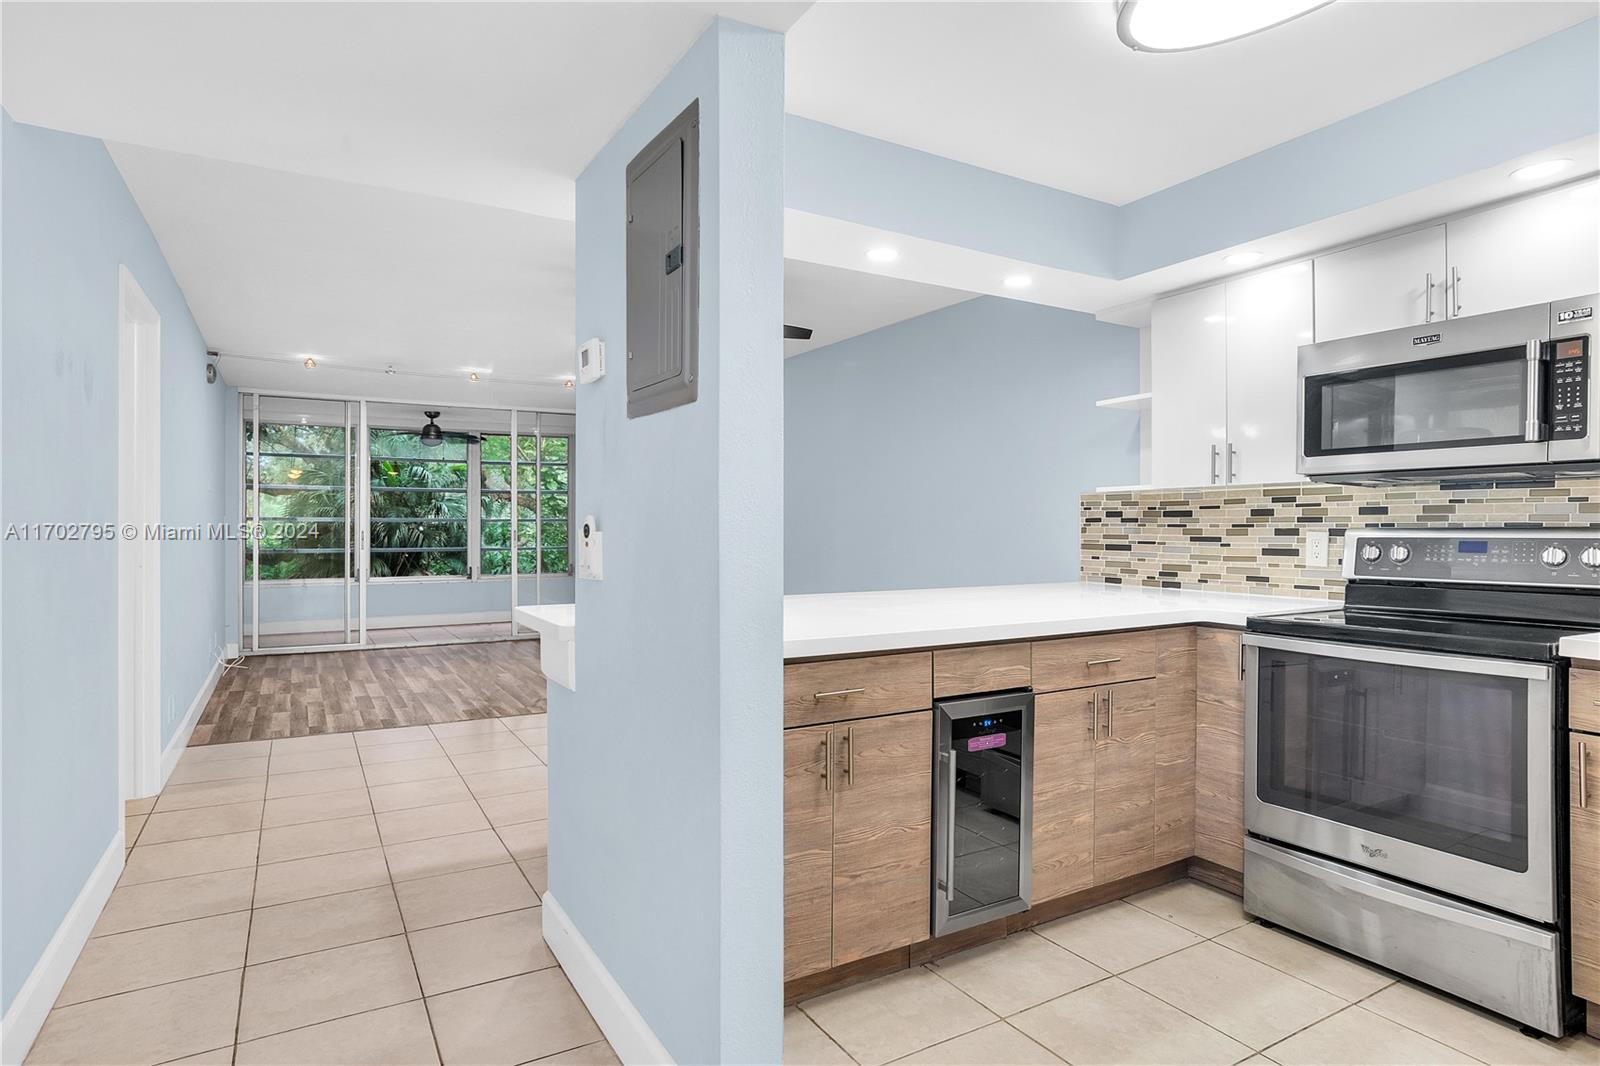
{"left": 1549, "top": 335, "right": 1589, "bottom": 439}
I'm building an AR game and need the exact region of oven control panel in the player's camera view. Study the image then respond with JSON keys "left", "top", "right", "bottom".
{"left": 1345, "top": 530, "right": 1600, "bottom": 587}
{"left": 1549, "top": 336, "right": 1589, "bottom": 440}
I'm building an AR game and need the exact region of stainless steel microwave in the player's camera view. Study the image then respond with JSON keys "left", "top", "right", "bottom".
{"left": 1297, "top": 294, "right": 1598, "bottom": 481}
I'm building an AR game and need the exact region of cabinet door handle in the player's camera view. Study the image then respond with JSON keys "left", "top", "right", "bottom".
{"left": 1093, "top": 690, "right": 1102, "bottom": 738}
{"left": 1209, "top": 444, "right": 1220, "bottom": 485}
{"left": 842, "top": 726, "right": 854, "bottom": 788}
{"left": 944, "top": 750, "right": 957, "bottom": 903}
{"left": 1227, "top": 442, "right": 1238, "bottom": 484}
{"left": 820, "top": 732, "right": 832, "bottom": 793}
{"left": 813, "top": 687, "right": 865, "bottom": 701}
{"left": 1452, "top": 267, "right": 1462, "bottom": 317}
{"left": 1425, "top": 272, "right": 1434, "bottom": 322}
{"left": 1107, "top": 687, "right": 1115, "bottom": 739}
{"left": 1580, "top": 742, "right": 1589, "bottom": 811}
{"left": 1086, "top": 657, "right": 1122, "bottom": 666}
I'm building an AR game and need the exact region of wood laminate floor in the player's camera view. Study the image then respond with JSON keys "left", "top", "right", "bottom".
{"left": 192, "top": 640, "right": 546, "bottom": 745}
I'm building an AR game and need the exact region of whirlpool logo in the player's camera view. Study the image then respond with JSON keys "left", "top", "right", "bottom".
{"left": 1360, "top": 844, "right": 1389, "bottom": 860}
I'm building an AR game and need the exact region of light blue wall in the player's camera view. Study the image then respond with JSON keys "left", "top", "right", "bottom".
{"left": 554, "top": 18, "right": 784, "bottom": 1063}
{"left": 786, "top": 115, "right": 1118, "bottom": 276}
{"left": 248, "top": 575, "right": 575, "bottom": 629}
{"left": 787, "top": 19, "right": 1599, "bottom": 280}
{"left": 1, "top": 113, "right": 228, "bottom": 1014}
{"left": 786, "top": 296, "right": 1139, "bottom": 594}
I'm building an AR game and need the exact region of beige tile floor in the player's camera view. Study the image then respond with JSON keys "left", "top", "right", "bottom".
{"left": 787, "top": 879, "right": 1600, "bottom": 1066}
{"left": 30, "top": 714, "right": 616, "bottom": 1066}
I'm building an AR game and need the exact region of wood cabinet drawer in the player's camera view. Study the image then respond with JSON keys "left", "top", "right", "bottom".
{"left": 1031, "top": 631, "right": 1164, "bottom": 693}
{"left": 933, "top": 643, "right": 1031, "bottom": 699}
{"left": 784, "top": 652, "right": 932, "bottom": 728}
{"left": 1573, "top": 668, "right": 1600, "bottom": 735}
{"left": 1570, "top": 732, "right": 1600, "bottom": 1003}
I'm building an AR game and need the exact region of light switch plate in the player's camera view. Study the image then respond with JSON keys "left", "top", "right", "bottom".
{"left": 1305, "top": 529, "right": 1330, "bottom": 568}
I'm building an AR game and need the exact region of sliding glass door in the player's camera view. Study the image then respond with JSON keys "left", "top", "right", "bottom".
{"left": 242, "top": 394, "right": 366, "bottom": 652}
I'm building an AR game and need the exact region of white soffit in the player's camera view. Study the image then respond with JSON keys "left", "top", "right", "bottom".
{"left": 2, "top": 1, "right": 810, "bottom": 220}
{"left": 785, "top": 1, "right": 1597, "bottom": 205}
{"left": 786, "top": 135, "right": 1600, "bottom": 326}
{"left": 783, "top": 260, "right": 975, "bottom": 356}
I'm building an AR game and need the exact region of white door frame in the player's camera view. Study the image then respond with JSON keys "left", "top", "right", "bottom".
{"left": 118, "top": 265, "right": 162, "bottom": 800}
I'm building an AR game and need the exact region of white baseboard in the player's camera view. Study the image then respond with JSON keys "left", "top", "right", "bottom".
{"left": 542, "top": 893, "right": 673, "bottom": 1065}
{"left": 158, "top": 655, "right": 224, "bottom": 788}
{"left": 1, "top": 833, "right": 124, "bottom": 1066}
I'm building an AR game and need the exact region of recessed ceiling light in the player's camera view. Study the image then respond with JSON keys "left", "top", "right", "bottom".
{"left": 1116, "top": 0, "right": 1333, "bottom": 52}
{"left": 468, "top": 371, "right": 480, "bottom": 383}
{"left": 1510, "top": 158, "right": 1573, "bottom": 182}
{"left": 1224, "top": 251, "right": 1264, "bottom": 267}
{"left": 1203, "top": 314, "right": 1227, "bottom": 324}
{"left": 302, "top": 357, "right": 317, "bottom": 369}
{"left": 1003, "top": 274, "right": 1033, "bottom": 289}
{"left": 563, "top": 378, "right": 575, "bottom": 390}
{"left": 866, "top": 246, "right": 899, "bottom": 263}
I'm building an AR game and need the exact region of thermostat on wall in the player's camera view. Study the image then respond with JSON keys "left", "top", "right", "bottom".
{"left": 578, "top": 338, "right": 605, "bottom": 384}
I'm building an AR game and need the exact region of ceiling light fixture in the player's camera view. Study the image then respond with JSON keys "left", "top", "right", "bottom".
{"left": 866, "top": 246, "right": 899, "bottom": 263}
{"left": 563, "top": 379, "right": 575, "bottom": 390}
{"left": 1116, "top": 0, "right": 1333, "bottom": 52}
{"left": 1003, "top": 274, "right": 1033, "bottom": 290}
{"left": 468, "top": 371, "right": 481, "bottom": 383}
{"left": 1224, "top": 251, "right": 1264, "bottom": 267}
{"left": 1510, "top": 158, "right": 1573, "bottom": 182}
{"left": 302, "top": 357, "right": 317, "bottom": 369}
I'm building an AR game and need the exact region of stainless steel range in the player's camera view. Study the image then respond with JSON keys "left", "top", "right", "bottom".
{"left": 1242, "top": 528, "right": 1599, "bottom": 1037}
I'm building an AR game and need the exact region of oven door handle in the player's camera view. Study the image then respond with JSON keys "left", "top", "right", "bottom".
{"left": 1525, "top": 339, "right": 1551, "bottom": 442}
{"left": 1240, "top": 632, "right": 1554, "bottom": 683}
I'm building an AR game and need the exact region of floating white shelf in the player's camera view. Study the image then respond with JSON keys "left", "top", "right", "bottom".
{"left": 1094, "top": 391, "right": 1152, "bottom": 411}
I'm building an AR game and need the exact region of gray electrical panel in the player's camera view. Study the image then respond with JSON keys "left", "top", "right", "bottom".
{"left": 625, "top": 100, "right": 699, "bottom": 418}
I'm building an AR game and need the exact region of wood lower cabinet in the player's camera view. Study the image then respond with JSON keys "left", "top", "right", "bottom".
{"left": 1032, "top": 630, "right": 1197, "bottom": 901}
{"left": 1093, "top": 678, "right": 1158, "bottom": 883}
{"left": 783, "top": 709, "right": 932, "bottom": 980}
{"left": 1194, "top": 628, "right": 1246, "bottom": 872}
{"left": 832, "top": 711, "right": 932, "bottom": 964}
{"left": 1032, "top": 689, "right": 1097, "bottom": 901}
{"left": 1573, "top": 731, "right": 1600, "bottom": 1005}
{"left": 783, "top": 725, "right": 835, "bottom": 981}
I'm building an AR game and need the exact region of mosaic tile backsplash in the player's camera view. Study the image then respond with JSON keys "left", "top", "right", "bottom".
{"left": 1080, "top": 478, "right": 1600, "bottom": 598}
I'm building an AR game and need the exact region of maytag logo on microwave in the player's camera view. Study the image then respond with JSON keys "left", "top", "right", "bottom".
{"left": 1557, "top": 306, "right": 1594, "bottom": 323}
{"left": 1412, "top": 333, "right": 1441, "bottom": 346}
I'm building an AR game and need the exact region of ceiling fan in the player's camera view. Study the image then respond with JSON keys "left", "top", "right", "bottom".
{"left": 418, "top": 410, "right": 480, "bottom": 447}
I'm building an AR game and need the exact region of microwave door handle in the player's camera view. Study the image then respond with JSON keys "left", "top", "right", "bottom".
{"left": 1525, "top": 340, "right": 1550, "bottom": 442}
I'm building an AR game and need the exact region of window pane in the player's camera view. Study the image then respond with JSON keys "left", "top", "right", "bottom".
{"left": 540, "top": 436, "right": 569, "bottom": 464}
{"left": 370, "top": 550, "right": 468, "bottom": 578}
{"left": 370, "top": 519, "right": 468, "bottom": 549}
{"left": 370, "top": 428, "right": 468, "bottom": 461}
{"left": 246, "top": 419, "right": 349, "bottom": 580}
{"left": 480, "top": 434, "right": 511, "bottom": 462}
{"left": 540, "top": 492, "right": 568, "bottom": 520}
{"left": 542, "top": 522, "right": 568, "bottom": 548}
{"left": 540, "top": 466, "right": 569, "bottom": 492}
{"left": 540, "top": 548, "right": 569, "bottom": 574}
{"left": 371, "top": 457, "right": 468, "bottom": 490}
{"left": 370, "top": 488, "right": 466, "bottom": 519}
{"left": 480, "top": 462, "right": 513, "bottom": 491}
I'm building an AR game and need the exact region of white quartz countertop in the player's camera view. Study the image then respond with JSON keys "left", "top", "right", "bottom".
{"left": 1561, "top": 633, "right": 1600, "bottom": 661}
{"left": 783, "top": 582, "right": 1333, "bottom": 659}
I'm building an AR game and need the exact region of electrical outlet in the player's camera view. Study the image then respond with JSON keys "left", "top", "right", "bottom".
{"left": 1305, "top": 529, "right": 1330, "bottom": 568}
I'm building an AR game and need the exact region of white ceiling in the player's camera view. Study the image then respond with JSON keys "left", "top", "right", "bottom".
{"left": 783, "top": 260, "right": 974, "bottom": 357}
{"left": 2, "top": 1, "right": 809, "bottom": 221}
{"left": 785, "top": 2, "right": 1598, "bottom": 205}
{"left": 108, "top": 141, "right": 580, "bottom": 408}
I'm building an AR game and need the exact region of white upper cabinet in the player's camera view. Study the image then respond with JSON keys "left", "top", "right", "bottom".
{"left": 1151, "top": 283, "right": 1228, "bottom": 488}
{"left": 1444, "top": 180, "right": 1600, "bottom": 319}
{"left": 1224, "top": 263, "right": 1314, "bottom": 486}
{"left": 1313, "top": 225, "right": 1447, "bottom": 342}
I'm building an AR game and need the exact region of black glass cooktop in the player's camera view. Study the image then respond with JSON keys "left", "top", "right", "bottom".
{"left": 1248, "top": 607, "right": 1593, "bottom": 662}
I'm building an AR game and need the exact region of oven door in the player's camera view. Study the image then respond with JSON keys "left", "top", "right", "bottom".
{"left": 1298, "top": 301, "right": 1552, "bottom": 477}
{"left": 1243, "top": 634, "right": 1556, "bottom": 923}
